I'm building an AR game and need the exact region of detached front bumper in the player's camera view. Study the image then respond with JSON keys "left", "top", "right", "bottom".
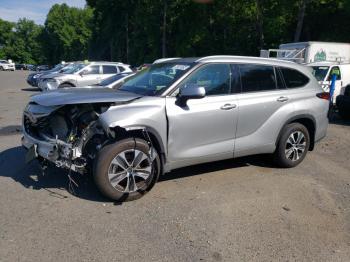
{"left": 21, "top": 125, "right": 86, "bottom": 173}
{"left": 21, "top": 132, "right": 59, "bottom": 162}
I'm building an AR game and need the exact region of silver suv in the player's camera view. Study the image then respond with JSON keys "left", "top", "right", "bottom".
{"left": 38, "top": 61, "right": 132, "bottom": 90}
{"left": 22, "top": 56, "right": 329, "bottom": 201}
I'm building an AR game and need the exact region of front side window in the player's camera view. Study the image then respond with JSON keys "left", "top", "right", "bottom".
{"left": 119, "top": 62, "right": 193, "bottom": 96}
{"left": 311, "top": 66, "right": 329, "bottom": 81}
{"left": 103, "top": 65, "right": 118, "bottom": 74}
{"left": 239, "top": 64, "right": 276, "bottom": 92}
{"left": 85, "top": 65, "right": 100, "bottom": 75}
{"left": 178, "top": 64, "right": 231, "bottom": 96}
{"left": 280, "top": 67, "right": 309, "bottom": 88}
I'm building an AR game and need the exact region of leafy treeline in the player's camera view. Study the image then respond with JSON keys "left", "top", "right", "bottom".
{"left": 1, "top": 0, "right": 350, "bottom": 66}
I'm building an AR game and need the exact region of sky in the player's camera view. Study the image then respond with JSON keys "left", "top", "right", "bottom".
{"left": 0, "top": 0, "right": 86, "bottom": 24}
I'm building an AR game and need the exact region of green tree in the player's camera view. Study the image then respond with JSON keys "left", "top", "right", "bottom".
{"left": 0, "top": 18, "right": 44, "bottom": 64}
{"left": 43, "top": 3, "right": 93, "bottom": 64}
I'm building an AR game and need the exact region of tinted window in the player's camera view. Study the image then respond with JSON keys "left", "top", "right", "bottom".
{"left": 240, "top": 64, "right": 276, "bottom": 92}
{"left": 85, "top": 65, "right": 100, "bottom": 75}
{"left": 280, "top": 67, "right": 309, "bottom": 88}
{"left": 118, "top": 66, "right": 126, "bottom": 72}
{"left": 179, "top": 64, "right": 231, "bottom": 96}
{"left": 103, "top": 65, "right": 118, "bottom": 74}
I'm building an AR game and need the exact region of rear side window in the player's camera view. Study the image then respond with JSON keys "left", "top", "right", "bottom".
{"left": 239, "top": 64, "right": 276, "bottom": 92}
{"left": 103, "top": 65, "right": 118, "bottom": 74}
{"left": 280, "top": 67, "right": 309, "bottom": 88}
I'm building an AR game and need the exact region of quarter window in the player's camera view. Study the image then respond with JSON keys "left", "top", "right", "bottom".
{"left": 118, "top": 66, "right": 126, "bottom": 72}
{"left": 103, "top": 65, "right": 118, "bottom": 74}
{"left": 179, "top": 64, "right": 231, "bottom": 96}
{"left": 239, "top": 64, "right": 276, "bottom": 92}
{"left": 280, "top": 67, "right": 309, "bottom": 88}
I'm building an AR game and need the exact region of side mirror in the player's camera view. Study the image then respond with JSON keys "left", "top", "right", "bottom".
{"left": 177, "top": 86, "right": 206, "bottom": 107}
{"left": 79, "top": 70, "right": 88, "bottom": 76}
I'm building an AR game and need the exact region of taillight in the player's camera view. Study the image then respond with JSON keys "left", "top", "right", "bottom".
{"left": 316, "top": 92, "right": 330, "bottom": 100}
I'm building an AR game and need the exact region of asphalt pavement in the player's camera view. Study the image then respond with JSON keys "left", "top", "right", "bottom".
{"left": 0, "top": 71, "right": 350, "bottom": 261}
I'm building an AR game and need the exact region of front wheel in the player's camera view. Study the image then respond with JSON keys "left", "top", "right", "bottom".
{"left": 93, "top": 138, "right": 161, "bottom": 201}
{"left": 274, "top": 123, "right": 310, "bottom": 168}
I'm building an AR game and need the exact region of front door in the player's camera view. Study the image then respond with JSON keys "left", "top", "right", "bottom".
{"left": 165, "top": 63, "right": 239, "bottom": 169}
{"left": 79, "top": 65, "right": 102, "bottom": 86}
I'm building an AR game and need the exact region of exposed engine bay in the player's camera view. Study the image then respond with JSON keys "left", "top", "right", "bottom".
{"left": 23, "top": 102, "right": 112, "bottom": 173}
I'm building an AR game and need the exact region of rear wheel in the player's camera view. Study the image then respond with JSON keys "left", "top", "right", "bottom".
{"left": 274, "top": 123, "right": 310, "bottom": 168}
{"left": 93, "top": 138, "right": 160, "bottom": 201}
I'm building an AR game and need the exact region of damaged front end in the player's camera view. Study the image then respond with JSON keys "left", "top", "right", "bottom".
{"left": 22, "top": 102, "right": 112, "bottom": 173}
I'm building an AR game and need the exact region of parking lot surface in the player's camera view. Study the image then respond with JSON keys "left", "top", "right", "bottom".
{"left": 0, "top": 71, "right": 350, "bottom": 261}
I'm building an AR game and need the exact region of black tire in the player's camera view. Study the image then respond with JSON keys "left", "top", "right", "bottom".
{"left": 58, "top": 83, "right": 74, "bottom": 88}
{"left": 274, "top": 123, "right": 310, "bottom": 168}
{"left": 93, "top": 138, "right": 161, "bottom": 202}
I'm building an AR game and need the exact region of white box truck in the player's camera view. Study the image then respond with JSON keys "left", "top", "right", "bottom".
{"left": 261, "top": 41, "right": 350, "bottom": 64}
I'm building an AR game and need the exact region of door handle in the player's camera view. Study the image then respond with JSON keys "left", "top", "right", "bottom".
{"left": 220, "top": 103, "right": 237, "bottom": 110}
{"left": 277, "top": 96, "right": 289, "bottom": 102}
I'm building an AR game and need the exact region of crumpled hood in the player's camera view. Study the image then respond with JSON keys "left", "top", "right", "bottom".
{"left": 30, "top": 88, "right": 142, "bottom": 106}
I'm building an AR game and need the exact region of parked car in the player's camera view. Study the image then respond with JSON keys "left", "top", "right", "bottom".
{"left": 0, "top": 60, "right": 15, "bottom": 71}
{"left": 336, "top": 85, "right": 350, "bottom": 119}
{"left": 27, "top": 64, "right": 37, "bottom": 71}
{"left": 38, "top": 62, "right": 132, "bottom": 90}
{"left": 27, "top": 63, "right": 73, "bottom": 87}
{"left": 36, "top": 65, "right": 50, "bottom": 71}
{"left": 21, "top": 56, "right": 329, "bottom": 201}
{"left": 15, "top": 64, "right": 28, "bottom": 70}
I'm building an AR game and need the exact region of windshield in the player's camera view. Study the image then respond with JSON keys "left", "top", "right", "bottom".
{"left": 63, "top": 63, "right": 86, "bottom": 74}
{"left": 119, "top": 62, "right": 193, "bottom": 95}
{"left": 100, "top": 73, "right": 131, "bottom": 86}
{"left": 311, "top": 66, "right": 329, "bottom": 81}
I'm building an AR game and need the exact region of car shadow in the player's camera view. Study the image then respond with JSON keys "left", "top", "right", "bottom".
{"left": 0, "top": 146, "right": 276, "bottom": 203}
{"left": 0, "top": 146, "right": 107, "bottom": 202}
{"left": 21, "top": 87, "right": 40, "bottom": 92}
{"left": 0, "top": 125, "right": 22, "bottom": 136}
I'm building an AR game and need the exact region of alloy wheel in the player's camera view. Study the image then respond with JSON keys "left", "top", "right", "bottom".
{"left": 285, "top": 131, "right": 306, "bottom": 161}
{"left": 107, "top": 149, "right": 154, "bottom": 193}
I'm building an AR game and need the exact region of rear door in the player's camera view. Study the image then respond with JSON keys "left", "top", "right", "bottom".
{"left": 234, "top": 64, "right": 295, "bottom": 156}
{"left": 166, "top": 63, "right": 239, "bottom": 169}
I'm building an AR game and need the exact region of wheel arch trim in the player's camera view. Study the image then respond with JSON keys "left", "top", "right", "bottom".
{"left": 276, "top": 114, "right": 316, "bottom": 151}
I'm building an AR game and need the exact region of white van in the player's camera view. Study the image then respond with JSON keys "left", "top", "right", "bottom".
{"left": 310, "top": 62, "right": 350, "bottom": 103}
